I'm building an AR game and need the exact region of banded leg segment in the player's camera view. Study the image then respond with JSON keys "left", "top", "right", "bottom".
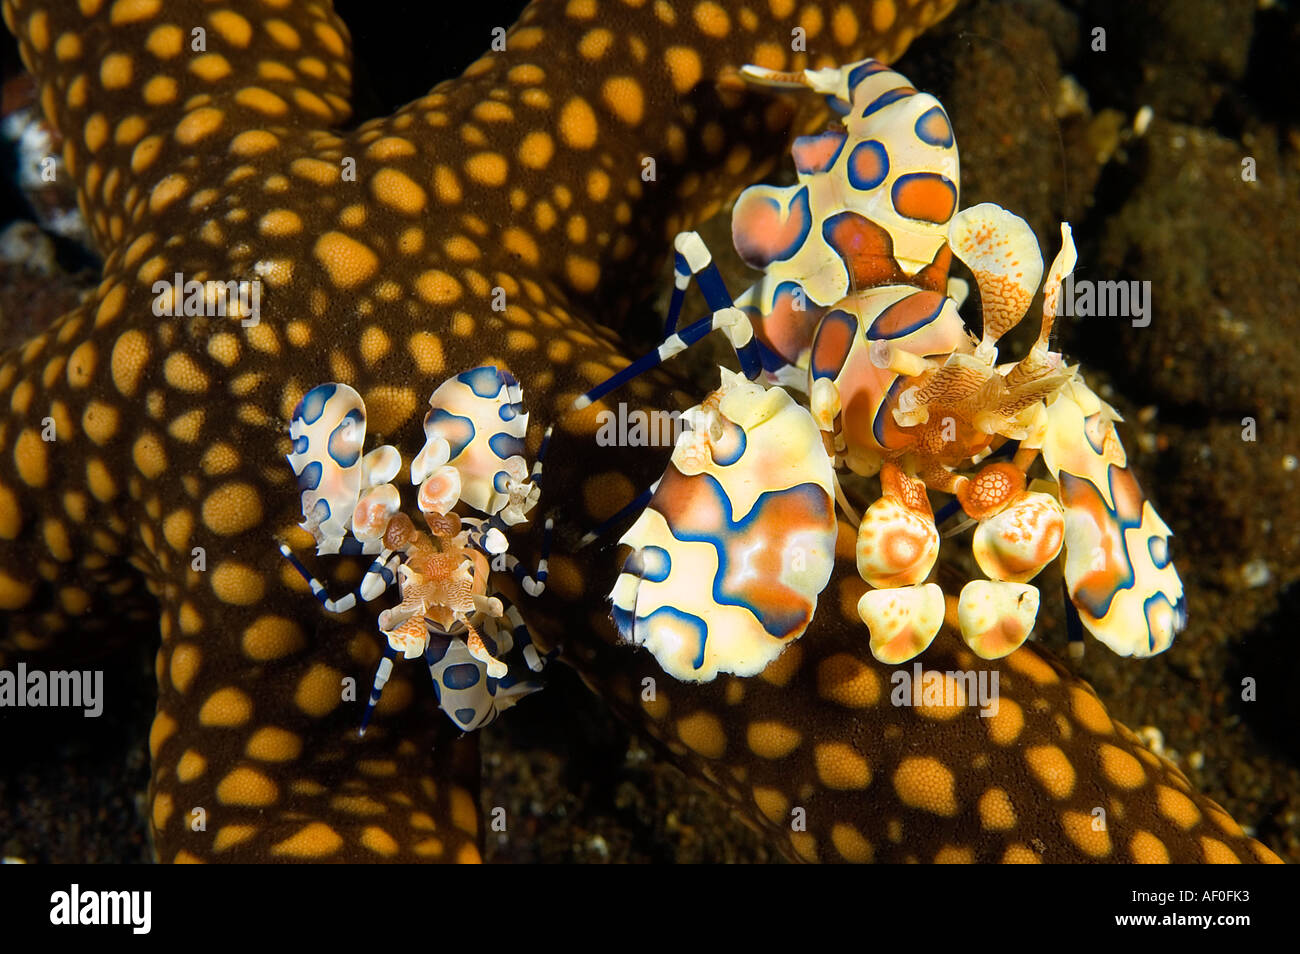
{"left": 574, "top": 235, "right": 765, "bottom": 410}
{"left": 278, "top": 542, "right": 402, "bottom": 613}
{"left": 360, "top": 643, "right": 399, "bottom": 736}
{"left": 664, "top": 231, "right": 745, "bottom": 335}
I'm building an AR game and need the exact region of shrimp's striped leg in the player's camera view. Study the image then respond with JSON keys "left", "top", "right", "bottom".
{"left": 277, "top": 542, "right": 402, "bottom": 614}
{"left": 497, "top": 602, "right": 554, "bottom": 675}
{"left": 664, "top": 231, "right": 743, "bottom": 335}
{"left": 573, "top": 307, "right": 764, "bottom": 411}
{"left": 461, "top": 424, "right": 554, "bottom": 595}
{"left": 465, "top": 513, "right": 554, "bottom": 596}
{"left": 577, "top": 481, "right": 659, "bottom": 548}
{"left": 530, "top": 425, "right": 553, "bottom": 488}
{"left": 359, "top": 643, "right": 399, "bottom": 736}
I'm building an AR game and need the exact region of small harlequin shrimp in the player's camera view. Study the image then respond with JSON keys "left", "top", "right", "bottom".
{"left": 573, "top": 56, "right": 1184, "bottom": 680}
{"left": 279, "top": 367, "right": 555, "bottom": 732}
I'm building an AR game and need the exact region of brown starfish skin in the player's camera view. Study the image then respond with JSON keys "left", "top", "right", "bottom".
{"left": 0, "top": 0, "right": 1279, "bottom": 863}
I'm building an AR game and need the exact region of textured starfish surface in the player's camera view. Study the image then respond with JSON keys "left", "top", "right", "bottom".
{"left": 0, "top": 0, "right": 1282, "bottom": 863}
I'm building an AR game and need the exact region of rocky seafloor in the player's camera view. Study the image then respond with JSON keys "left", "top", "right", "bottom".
{"left": 1, "top": 0, "right": 1296, "bottom": 863}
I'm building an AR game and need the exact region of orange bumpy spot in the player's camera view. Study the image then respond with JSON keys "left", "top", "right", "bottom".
{"left": 892, "top": 756, "right": 957, "bottom": 815}
{"left": 676, "top": 710, "right": 726, "bottom": 758}
{"left": 271, "top": 822, "right": 343, "bottom": 857}
{"left": 1129, "top": 830, "right": 1171, "bottom": 864}
{"left": 1156, "top": 784, "right": 1202, "bottom": 831}
{"left": 958, "top": 462, "right": 1025, "bottom": 519}
{"left": 199, "top": 687, "right": 253, "bottom": 726}
{"left": 1024, "top": 744, "right": 1075, "bottom": 799}
{"left": 816, "top": 652, "right": 881, "bottom": 707}
{"left": 558, "top": 97, "right": 598, "bottom": 148}
{"left": 745, "top": 720, "right": 802, "bottom": 759}
{"left": 978, "top": 787, "right": 1016, "bottom": 830}
{"left": 1061, "top": 810, "right": 1112, "bottom": 858}
{"left": 464, "top": 152, "right": 508, "bottom": 186}
{"left": 1098, "top": 743, "right": 1147, "bottom": 790}
{"left": 314, "top": 232, "right": 379, "bottom": 289}
{"left": 371, "top": 168, "right": 427, "bottom": 214}
{"left": 814, "top": 741, "right": 872, "bottom": 789}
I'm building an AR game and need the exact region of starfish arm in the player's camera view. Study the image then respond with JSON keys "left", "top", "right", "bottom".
{"left": 2, "top": 0, "right": 354, "bottom": 258}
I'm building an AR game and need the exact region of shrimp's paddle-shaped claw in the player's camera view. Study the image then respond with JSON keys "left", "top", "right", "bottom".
{"left": 957, "top": 580, "right": 1040, "bottom": 659}
{"left": 1036, "top": 377, "right": 1187, "bottom": 657}
{"left": 611, "top": 369, "right": 837, "bottom": 682}
{"left": 412, "top": 366, "right": 537, "bottom": 525}
{"left": 858, "top": 583, "right": 946, "bottom": 664}
{"left": 856, "top": 462, "right": 940, "bottom": 588}
{"left": 947, "top": 202, "right": 1045, "bottom": 363}
{"left": 287, "top": 383, "right": 393, "bottom": 555}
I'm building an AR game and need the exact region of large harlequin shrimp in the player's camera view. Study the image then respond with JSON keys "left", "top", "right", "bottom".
{"left": 607, "top": 369, "right": 838, "bottom": 681}
{"left": 279, "top": 367, "right": 554, "bottom": 732}
{"left": 576, "top": 56, "right": 1184, "bottom": 679}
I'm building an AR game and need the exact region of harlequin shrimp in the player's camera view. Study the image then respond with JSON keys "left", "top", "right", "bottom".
{"left": 279, "top": 367, "right": 555, "bottom": 732}
{"left": 575, "top": 57, "right": 1185, "bottom": 680}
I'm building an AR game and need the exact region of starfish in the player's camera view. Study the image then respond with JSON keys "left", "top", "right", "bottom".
{"left": 0, "top": 0, "right": 1281, "bottom": 863}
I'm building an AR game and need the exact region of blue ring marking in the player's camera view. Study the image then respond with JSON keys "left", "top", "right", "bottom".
{"left": 443, "top": 662, "right": 482, "bottom": 690}
{"left": 734, "top": 186, "right": 812, "bottom": 268}
{"left": 493, "top": 469, "right": 511, "bottom": 493}
{"left": 792, "top": 129, "right": 848, "bottom": 175}
{"left": 861, "top": 86, "right": 915, "bottom": 118}
{"left": 294, "top": 383, "right": 337, "bottom": 426}
{"left": 712, "top": 417, "right": 747, "bottom": 467}
{"left": 914, "top": 105, "right": 954, "bottom": 147}
{"left": 655, "top": 474, "right": 829, "bottom": 639}
{"left": 1148, "top": 533, "right": 1170, "bottom": 569}
{"left": 1058, "top": 470, "right": 1138, "bottom": 620}
{"left": 298, "top": 460, "right": 323, "bottom": 491}
{"left": 328, "top": 409, "right": 364, "bottom": 467}
{"left": 454, "top": 707, "right": 480, "bottom": 726}
{"left": 810, "top": 309, "right": 858, "bottom": 380}
{"left": 1082, "top": 412, "right": 1109, "bottom": 455}
{"left": 303, "top": 497, "right": 329, "bottom": 527}
{"left": 626, "top": 544, "right": 672, "bottom": 583}
{"left": 488, "top": 430, "right": 525, "bottom": 461}
{"left": 889, "top": 171, "right": 957, "bottom": 223}
{"left": 865, "top": 291, "right": 948, "bottom": 340}
{"left": 826, "top": 93, "right": 851, "bottom": 117}
{"left": 638, "top": 605, "right": 710, "bottom": 671}
{"left": 847, "top": 59, "right": 891, "bottom": 93}
{"left": 872, "top": 374, "right": 908, "bottom": 450}
{"left": 427, "top": 408, "right": 476, "bottom": 460}
{"left": 1143, "top": 592, "right": 1183, "bottom": 653}
{"left": 846, "top": 139, "right": 890, "bottom": 191}
{"left": 499, "top": 402, "right": 517, "bottom": 422}
{"left": 426, "top": 634, "right": 452, "bottom": 664}
{"left": 460, "top": 365, "right": 505, "bottom": 398}
{"left": 292, "top": 434, "right": 309, "bottom": 455}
